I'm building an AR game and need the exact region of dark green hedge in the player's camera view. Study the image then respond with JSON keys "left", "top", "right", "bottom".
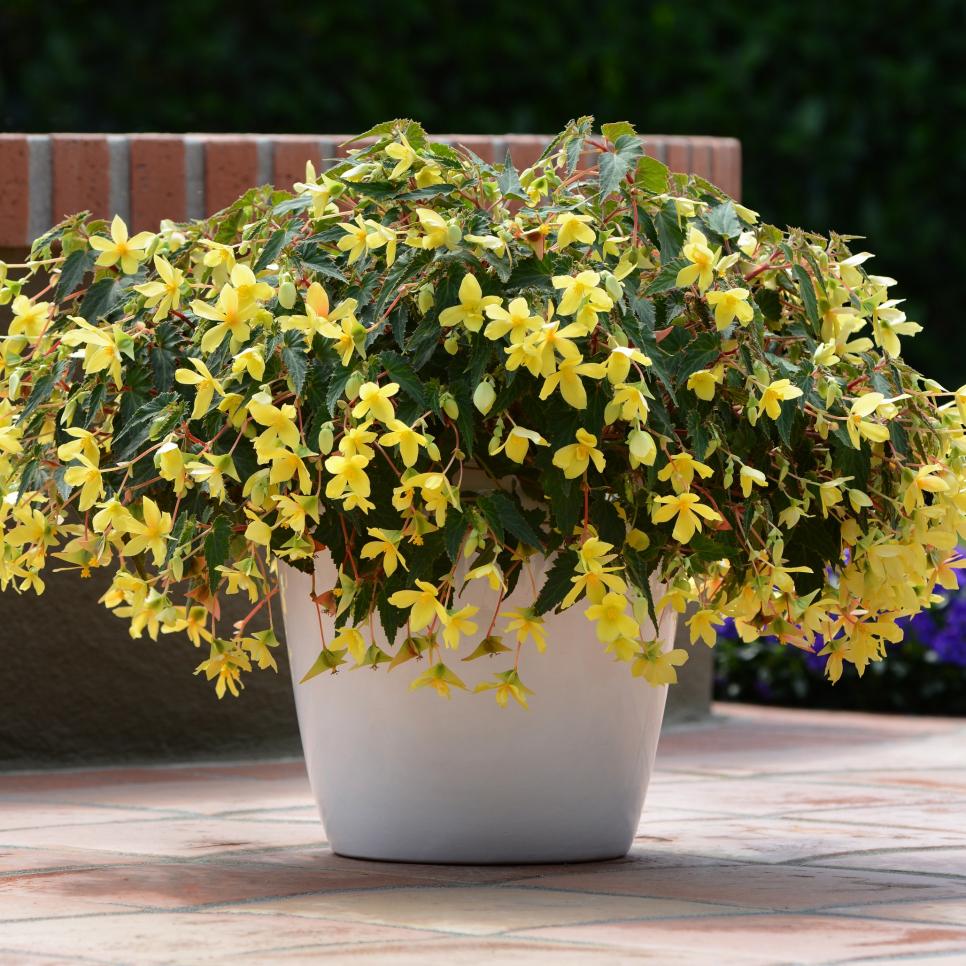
{"left": 3, "top": 0, "right": 963, "bottom": 385}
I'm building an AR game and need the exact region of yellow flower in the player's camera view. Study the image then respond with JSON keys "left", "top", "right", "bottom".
{"left": 89, "top": 215, "right": 153, "bottom": 274}
{"left": 231, "top": 347, "right": 265, "bottom": 382}
{"left": 502, "top": 608, "right": 547, "bottom": 651}
{"left": 379, "top": 418, "right": 427, "bottom": 467}
{"left": 414, "top": 208, "right": 461, "bottom": 250}
{"left": 675, "top": 227, "right": 719, "bottom": 292}
{"left": 651, "top": 492, "right": 722, "bottom": 543}
{"left": 324, "top": 453, "right": 371, "bottom": 503}
{"left": 492, "top": 426, "right": 548, "bottom": 464}
{"left": 352, "top": 381, "right": 400, "bottom": 424}
{"left": 389, "top": 579, "right": 448, "bottom": 632}
{"left": 687, "top": 368, "right": 722, "bottom": 401}
{"left": 200, "top": 240, "right": 236, "bottom": 285}
{"left": 706, "top": 287, "right": 753, "bottom": 329}
{"left": 134, "top": 255, "right": 185, "bottom": 321}
{"left": 175, "top": 358, "right": 224, "bottom": 421}
{"left": 124, "top": 497, "right": 173, "bottom": 566}
{"left": 442, "top": 604, "right": 479, "bottom": 648}
{"left": 484, "top": 297, "right": 539, "bottom": 343}
{"left": 758, "top": 378, "right": 803, "bottom": 420}
{"left": 9, "top": 294, "right": 52, "bottom": 340}
{"left": 61, "top": 318, "right": 130, "bottom": 388}
{"left": 63, "top": 455, "right": 104, "bottom": 511}
{"left": 585, "top": 592, "right": 639, "bottom": 643}
{"left": 604, "top": 346, "right": 651, "bottom": 385}
{"left": 903, "top": 464, "right": 950, "bottom": 514}
{"left": 410, "top": 662, "right": 467, "bottom": 698}
{"left": 187, "top": 453, "right": 241, "bottom": 502}
{"left": 272, "top": 493, "right": 320, "bottom": 534}
{"left": 628, "top": 428, "right": 657, "bottom": 467}
{"left": 360, "top": 527, "right": 407, "bottom": 576}
{"left": 475, "top": 669, "right": 534, "bottom": 708}
{"left": 552, "top": 428, "right": 606, "bottom": 478}
{"left": 337, "top": 215, "right": 394, "bottom": 264}
{"left": 539, "top": 357, "right": 607, "bottom": 409}
{"left": 247, "top": 396, "right": 301, "bottom": 450}
{"left": 293, "top": 161, "right": 340, "bottom": 218}
{"left": 439, "top": 274, "right": 501, "bottom": 332}
{"left": 554, "top": 212, "right": 596, "bottom": 249}
{"left": 280, "top": 282, "right": 359, "bottom": 340}
{"left": 658, "top": 452, "right": 714, "bottom": 491}
{"left": 632, "top": 640, "right": 689, "bottom": 685}
{"left": 384, "top": 135, "right": 417, "bottom": 179}
{"left": 193, "top": 284, "right": 258, "bottom": 354}
{"left": 687, "top": 608, "right": 720, "bottom": 646}
{"left": 739, "top": 465, "right": 768, "bottom": 498}
{"left": 262, "top": 446, "right": 313, "bottom": 494}
{"left": 339, "top": 421, "right": 378, "bottom": 459}
{"left": 604, "top": 384, "right": 649, "bottom": 424}
{"left": 846, "top": 392, "right": 892, "bottom": 449}
{"left": 551, "top": 271, "right": 614, "bottom": 331}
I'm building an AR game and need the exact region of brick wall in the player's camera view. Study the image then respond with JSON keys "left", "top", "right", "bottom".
{"left": 0, "top": 133, "right": 741, "bottom": 245}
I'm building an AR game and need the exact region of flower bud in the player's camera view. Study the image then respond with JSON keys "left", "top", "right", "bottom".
{"left": 473, "top": 379, "right": 496, "bottom": 415}
{"left": 345, "top": 370, "right": 365, "bottom": 402}
{"left": 444, "top": 335, "right": 459, "bottom": 355}
{"left": 440, "top": 392, "right": 459, "bottom": 420}
{"left": 278, "top": 274, "right": 297, "bottom": 309}
{"left": 317, "top": 422, "right": 335, "bottom": 455}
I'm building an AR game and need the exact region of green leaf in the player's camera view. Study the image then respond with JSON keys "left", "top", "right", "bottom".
{"left": 755, "top": 288, "right": 782, "bottom": 322}
{"left": 112, "top": 391, "right": 182, "bottom": 461}
{"left": 704, "top": 201, "right": 742, "bottom": 240}
{"left": 533, "top": 550, "right": 579, "bottom": 615}
{"left": 635, "top": 155, "right": 670, "bottom": 194}
{"left": 601, "top": 121, "right": 637, "bottom": 143}
{"left": 379, "top": 350, "right": 428, "bottom": 408}
{"left": 672, "top": 332, "right": 721, "bottom": 386}
{"left": 325, "top": 366, "right": 353, "bottom": 416}
{"left": 645, "top": 258, "right": 687, "bottom": 295}
{"left": 792, "top": 264, "right": 820, "bottom": 327}
{"left": 542, "top": 471, "right": 580, "bottom": 538}
{"left": 20, "top": 360, "right": 66, "bottom": 420}
{"left": 253, "top": 223, "right": 298, "bottom": 272}
{"left": 597, "top": 134, "right": 643, "bottom": 199}
{"left": 55, "top": 249, "right": 94, "bottom": 301}
{"left": 477, "top": 491, "right": 543, "bottom": 549}
{"left": 204, "top": 515, "right": 232, "bottom": 591}
{"left": 496, "top": 148, "right": 525, "bottom": 198}
{"left": 79, "top": 278, "right": 123, "bottom": 322}
{"left": 297, "top": 245, "right": 348, "bottom": 284}
{"left": 443, "top": 509, "right": 468, "bottom": 562}
{"left": 281, "top": 332, "right": 308, "bottom": 395}
{"left": 686, "top": 407, "right": 711, "bottom": 460}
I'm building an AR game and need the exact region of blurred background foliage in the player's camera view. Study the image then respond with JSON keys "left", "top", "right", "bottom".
{"left": 2, "top": 0, "right": 965, "bottom": 385}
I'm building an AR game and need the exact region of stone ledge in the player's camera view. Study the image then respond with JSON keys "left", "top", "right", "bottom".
{"left": 0, "top": 133, "right": 741, "bottom": 245}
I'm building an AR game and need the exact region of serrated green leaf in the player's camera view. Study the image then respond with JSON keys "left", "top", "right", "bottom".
{"left": 704, "top": 201, "right": 742, "bottom": 240}
{"left": 379, "top": 350, "right": 428, "bottom": 408}
{"left": 204, "top": 515, "right": 232, "bottom": 590}
{"left": 645, "top": 258, "right": 687, "bottom": 295}
{"left": 533, "top": 550, "right": 579, "bottom": 615}
{"left": 79, "top": 278, "right": 124, "bottom": 322}
{"left": 477, "top": 491, "right": 542, "bottom": 549}
{"left": 55, "top": 248, "right": 94, "bottom": 301}
{"left": 497, "top": 148, "right": 525, "bottom": 198}
{"left": 635, "top": 154, "right": 670, "bottom": 194}
{"left": 792, "top": 264, "right": 820, "bottom": 327}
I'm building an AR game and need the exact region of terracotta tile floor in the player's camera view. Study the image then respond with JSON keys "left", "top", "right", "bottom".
{"left": 1, "top": 704, "right": 964, "bottom": 965}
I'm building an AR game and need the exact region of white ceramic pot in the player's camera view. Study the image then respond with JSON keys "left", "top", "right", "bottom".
{"left": 281, "top": 553, "right": 676, "bottom": 864}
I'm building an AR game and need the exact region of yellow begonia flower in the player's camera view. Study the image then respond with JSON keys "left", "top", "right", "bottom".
{"left": 10, "top": 294, "right": 52, "bottom": 339}
{"left": 706, "top": 287, "right": 753, "bottom": 329}
{"left": 846, "top": 392, "right": 892, "bottom": 449}
{"left": 89, "top": 215, "right": 153, "bottom": 274}
{"left": 465, "top": 233, "right": 506, "bottom": 258}
{"left": 552, "top": 428, "right": 606, "bottom": 478}
{"left": 605, "top": 384, "right": 649, "bottom": 424}
{"left": 389, "top": 579, "right": 448, "bottom": 632}
{"left": 605, "top": 346, "right": 651, "bottom": 385}
{"left": 263, "top": 446, "right": 313, "bottom": 494}
{"left": 337, "top": 215, "right": 395, "bottom": 265}
{"left": 193, "top": 284, "right": 258, "bottom": 354}
{"left": 675, "top": 228, "right": 719, "bottom": 292}
{"left": 272, "top": 493, "right": 320, "bottom": 534}
{"left": 414, "top": 208, "right": 461, "bottom": 250}
{"left": 415, "top": 162, "right": 445, "bottom": 189}
{"left": 175, "top": 358, "right": 224, "bottom": 421}
{"left": 340, "top": 421, "right": 377, "bottom": 459}
{"left": 551, "top": 271, "right": 614, "bottom": 331}
{"left": 658, "top": 452, "right": 714, "bottom": 490}
{"left": 652, "top": 492, "right": 722, "bottom": 543}
{"left": 484, "top": 297, "right": 539, "bottom": 343}
{"left": 231, "top": 347, "right": 265, "bottom": 382}
{"left": 200, "top": 240, "right": 236, "bottom": 285}
{"left": 739, "top": 465, "right": 768, "bottom": 498}
{"left": 502, "top": 608, "right": 547, "bottom": 651}
{"left": 439, "top": 274, "right": 501, "bottom": 332}
{"left": 758, "top": 379, "right": 803, "bottom": 420}
{"left": 248, "top": 397, "right": 301, "bottom": 450}
{"left": 134, "top": 255, "right": 185, "bottom": 321}
{"left": 442, "top": 604, "right": 479, "bottom": 648}
{"left": 187, "top": 453, "right": 241, "bottom": 502}
{"left": 687, "top": 367, "right": 722, "bottom": 401}
{"left": 61, "top": 318, "right": 129, "bottom": 388}
{"left": 688, "top": 608, "right": 720, "bottom": 647}
{"left": 903, "top": 464, "right": 950, "bottom": 514}
{"left": 873, "top": 301, "right": 922, "bottom": 357}
{"left": 554, "top": 212, "right": 596, "bottom": 249}
{"left": 384, "top": 135, "right": 417, "bottom": 179}
{"left": 63, "top": 455, "right": 104, "bottom": 511}
{"left": 124, "top": 497, "right": 173, "bottom": 566}
{"left": 293, "top": 161, "right": 340, "bottom": 217}
{"left": 410, "top": 662, "right": 467, "bottom": 698}
{"left": 280, "top": 282, "right": 358, "bottom": 340}
{"left": 493, "top": 426, "right": 548, "bottom": 464}
{"left": 244, "top": 514, "right": 273, "bottom": 547}
{"left": 585, "top": 592, "right": 639, "bottom": 643}
{"left": 360, "top": 528, "right": 407, "bottom": 576}
{"left": 628, "top": 428, "right": 657, "bottom": 467}
{"left": 539, "top": 357, "right": 607, "bottom": 409}
{"left": 324, "top": 453, "right": 371, "bottom": 503}
{"left": 632, "top": 641, "right": 689, "bottom": 685}
{"left": 352, "top": 381, "right": 400, "bottom": 423}
{"left": 380, "top": 419, "right": 427, "bottom": 468}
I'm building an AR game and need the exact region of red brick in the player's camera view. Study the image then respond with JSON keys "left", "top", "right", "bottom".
{"left": 272, "top": 136, "right": 324, "bottom": 189}
{"left": 688, "top": 135, "right": 715, "bottom": 180}
{"left": 203, "top": 136, "right": 259, "bottom": 215}
{"left": 0, "top": 134, "right": 29, "bottom": 245}
{"left": 664, "top": 136, "right": 692, "bottom": 175}
{"left": 712, "top": 138, "right": 742, "bottom": 200}
{"left": 51, "top": 134, "right": 110, "bottom": 223}
{"left": 129, "top": 135, "right": 186, "bottom": 232}
{"left": 503, "top": 135, "right": 550, "bottom": 171}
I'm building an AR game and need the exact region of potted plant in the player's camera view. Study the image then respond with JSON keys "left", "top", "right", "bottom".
{"left": 1, "top": 118, "right": 962, "bottom": 863}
